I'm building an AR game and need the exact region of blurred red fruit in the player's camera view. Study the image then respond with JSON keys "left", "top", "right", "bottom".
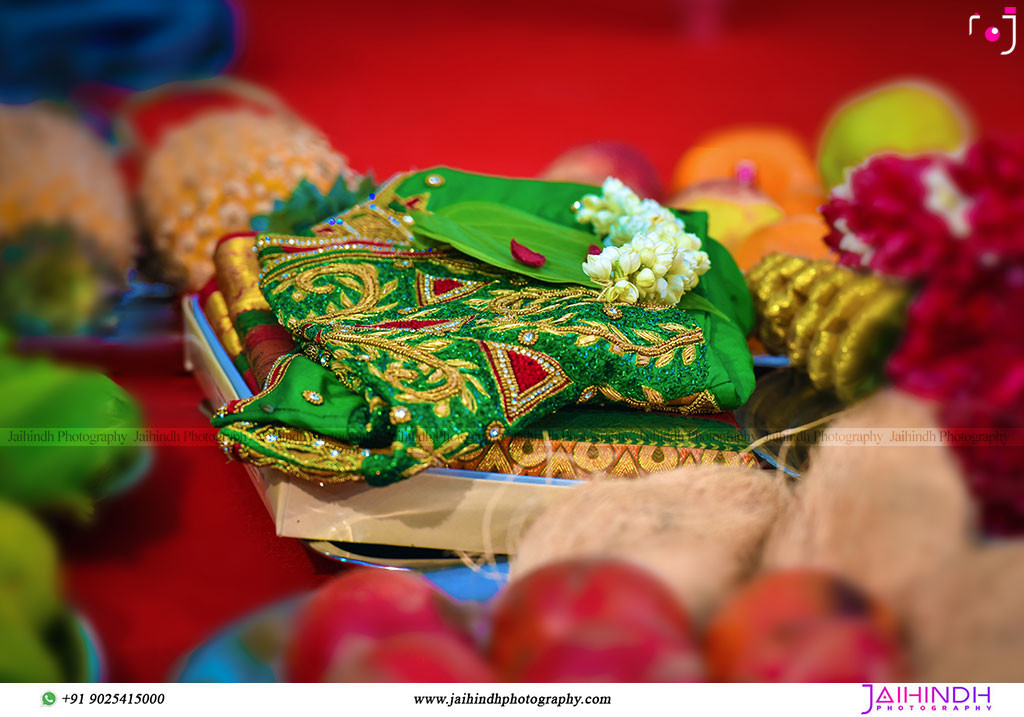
{"left": 520, "top": 620, "right": 705, "bottom": 683}
{"left": 490, "top": 559, "right": 695, "bottom": 680}
{"left": 284, "top": 569, "right": 473, "bottom": 682}
{"left": 326, "top": 633, "right": 496, "bottom": 683}
{"left": 728, "top": 619, "right": 908, "bottom": 682}
{"left": 705, "top": 569, "right": 906, "bottom": 682}
{"left": 540, "top": 141, "right": 663, "bottom": 200}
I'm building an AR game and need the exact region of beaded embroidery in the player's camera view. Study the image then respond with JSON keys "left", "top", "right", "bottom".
{"left": 213, "top": 240, "right": 724, "bottom": 484}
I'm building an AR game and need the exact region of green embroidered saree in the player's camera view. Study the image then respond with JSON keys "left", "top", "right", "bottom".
{"left": 211, "top": 168, "right": 755, "bottom": 485}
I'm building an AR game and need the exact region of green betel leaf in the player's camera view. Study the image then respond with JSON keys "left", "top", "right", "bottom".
{"left": 410, "top": 202, "right": 604, "bottom": 288}
{"left": 670, "top": 207, "right": 708, "bottom": 239}
{"left": 409, "top": 201, "right": 744, "bottom": 330}
{"left": 675, "top": 291, "right": 733, "bottom": 324}
{"left": 688, "top": 233, "right": 755, "bottom": 335}
{"left": 396, "top": 168, "right": 750, "bottom": 333}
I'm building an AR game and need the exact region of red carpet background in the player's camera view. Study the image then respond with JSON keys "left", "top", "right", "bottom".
{"left": 62, "top": 0, "right": 1024, "bottom": 681}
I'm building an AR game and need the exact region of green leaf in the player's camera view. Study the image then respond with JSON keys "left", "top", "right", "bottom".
{"left": 675, "top": 292, "right": 733, "bottom": 324}
{"left": 670, "top": 207, "right": 708, "bottom": 238}
{"left": 410, "top": 201, "right": 738, "bottom": 327}
{"left": 689, "top": 230, "right": 754, "bottom": 335}
{"left": 410, "top": 202, "right": 603, "bottom": 287}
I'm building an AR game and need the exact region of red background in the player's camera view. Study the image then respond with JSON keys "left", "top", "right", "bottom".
{"left": 63, "top": 0, "right": 1024, "bottom": 681}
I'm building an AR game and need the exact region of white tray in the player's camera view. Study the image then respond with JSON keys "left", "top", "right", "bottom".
{"left": 183, "top": 295, "right": 574, "bottom": 553}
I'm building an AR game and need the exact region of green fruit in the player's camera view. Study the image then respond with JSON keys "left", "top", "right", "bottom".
{"left": 0, "top": 615, "right": 63, "bottom": 682}
{"left": 37, "top": 610, "right": 94, "bottom": 682}
{"left": 0, "top": 225, "right": 106, "bottom": 336}
{"left": 818, "top": 81, "right": 972, "bottom": 189}
{"left": 0, "top": 348, "right": 143, "bottom": 514}
{"left": 0, "top": 500, "right": 60, "bottom": 631}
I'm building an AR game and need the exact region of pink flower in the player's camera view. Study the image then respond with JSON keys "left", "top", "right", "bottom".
{"left": 952, "top": 137, "right": 1024, "bottom": 267}
{"left": 822, "top": 155, "right": 958, "bottom": 281}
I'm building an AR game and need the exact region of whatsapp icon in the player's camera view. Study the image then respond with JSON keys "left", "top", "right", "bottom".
{"left": 42, "top": 692, "right": 56, "bottom": 706}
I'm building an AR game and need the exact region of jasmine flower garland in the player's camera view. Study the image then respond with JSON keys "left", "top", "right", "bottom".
{"left": 575, "top": 177, "right": 643, "bottom": 235}
{"left": 576, "top": 177, "right": 710, "bottom": 305}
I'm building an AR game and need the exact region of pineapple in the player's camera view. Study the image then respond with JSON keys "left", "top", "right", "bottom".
{"left": 0, "top": 104, "right": 136, "bottom": 334}
{"left": 139, "top": 110, "right": 353, "bottom": 289}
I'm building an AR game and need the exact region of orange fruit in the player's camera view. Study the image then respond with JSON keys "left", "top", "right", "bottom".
{"left": 672, "top": 126, "right": 823, "bottom": 216}
{"left": 668, "top": 180, "right": 784, "bottom": 251}
{"left": 732, "top": 214, "right": 834, "bottom": 271}
{"left": 704, "top": 570, "right": 904, "bottom": 682}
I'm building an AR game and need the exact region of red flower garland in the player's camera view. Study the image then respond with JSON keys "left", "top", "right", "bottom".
{"left": 823, "top": 155, "right": 958, "bottom": 281}
{"left": 822, "top": 138, "right": 1024, "bottom": 534}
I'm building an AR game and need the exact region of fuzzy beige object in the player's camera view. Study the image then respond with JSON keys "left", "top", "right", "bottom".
{"left": 510, "top": 465, "right": 790, "bottom": 623}
{"left": 761, "top": 389, "right": 976, "bottom": 611}
{"left": 906, "top": 542, "right": 1024, "bottom": 681}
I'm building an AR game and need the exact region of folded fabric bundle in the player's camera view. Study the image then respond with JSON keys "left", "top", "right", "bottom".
{"left": 209, "top": 168, "right": 757, "bottom": 485}
{"left": 208, "top": 231, "right": 296, "bottom": 390}
{"left": 443, "top": 409, "right": 757, "bottom": 479}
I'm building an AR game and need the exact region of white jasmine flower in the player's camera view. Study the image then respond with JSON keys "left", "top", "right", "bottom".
{"left": 665, "top": 274, "right": 687, "bottom": 303}
{"left": 576, "top": 177, "right": 644, "bottom": 235}
{"left": 601, "top": 177, "right": 643, "bottom": 215}
{"left": 606, "top": 213, "right": 649, "bottom": 246}
{"left": 583, "top": 251, "right": 615, "bottom": 282}
{"left": 921, "top": 165, "right": 973, "bottom": 239}
{"left": 616, "top": 246, "right": 641, "bottom": 275}
{"left": 634, "top": 267, "right": 658, "bottom": 290}
{"left": 597, "top": 279, "right": 640, "bottom": 304}
{"left": 583, "top": 234, "right": 710, "bottom": 306}
{"left": 576, "top": 177, "right": 712, "bottom": 305}
{"left": 694, "top": 251, "right": 711, "bottom": 276}
{"left": 609, "top": 279, "right": 640, "bottom": 304}
{"left": 631, "top": 234, "right": 675, "bottom": 276}
{"left": 670, "top": 229, "right": 703, "bottom": 252}
{"left": 637, "top": 200, "right": 676, "bottom": 228}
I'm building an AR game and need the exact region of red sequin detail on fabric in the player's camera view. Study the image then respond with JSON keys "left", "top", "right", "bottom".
{"left": 432, "top": 278, "right": 462, "bottom": 295}
{"left": 508, "top": 350, "right": 546, "bottom": 391}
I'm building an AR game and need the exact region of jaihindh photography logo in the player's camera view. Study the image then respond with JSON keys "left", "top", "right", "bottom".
{"left": 861, "top": 685, "right": 993, "bottom": 713}
{"left": 969, "top": 7, "right": 1017, "bottom": 54}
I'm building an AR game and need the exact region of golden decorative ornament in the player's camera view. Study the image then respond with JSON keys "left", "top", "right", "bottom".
{"left": 389, "top": 405, "right": 412, "bottom": 424}
{"left": 302, "top": 390, "right": 324, "bottom": 406}
{"left": 747, "top": 253, "right": 911, "bottom": 402}
{"left": 485, "top": 421, "right": 505, "bottom": 442}
{"left": 518, "top": 329, "right": 539, "bottom": 346}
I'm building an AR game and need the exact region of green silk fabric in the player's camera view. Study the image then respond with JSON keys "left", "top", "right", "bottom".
{"left": 213, "top": 168, "right": 755, "bottom": 485}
